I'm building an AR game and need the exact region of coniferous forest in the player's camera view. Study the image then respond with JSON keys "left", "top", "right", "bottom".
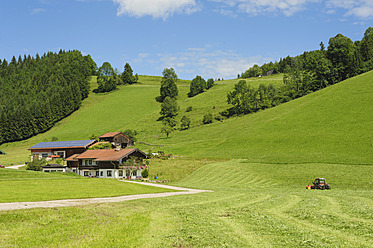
{"left": 0, "top": 50, "right": 96, "bottom": 144}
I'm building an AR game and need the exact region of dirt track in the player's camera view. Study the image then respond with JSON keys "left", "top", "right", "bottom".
{"left": 0, "top": 181, "right": 212, "bottom": 211}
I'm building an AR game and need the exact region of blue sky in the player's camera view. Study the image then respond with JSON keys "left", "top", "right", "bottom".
{"left": 0, "top": 0, "right": 372, "bottom": 80}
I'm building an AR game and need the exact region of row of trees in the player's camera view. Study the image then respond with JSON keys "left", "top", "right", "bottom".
{"left": 241, "top": 27, "right": 373, "bottom": 80}
{"left": 228, "top": 27, "right": 373, "bottom": 116}
{"left": 0, "top": 50, "right": 96, "bottom": 144}
{"left": 226, "top": 81, "right": 279, "bottom": 115}
{"left": 94, "top": 62, "right": 138, "bottom": 93}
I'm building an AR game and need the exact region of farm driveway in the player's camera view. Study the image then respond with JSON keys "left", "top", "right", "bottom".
{"left": 0, "top": 181, "right": 212, "bottom": 211}
{"left": 6, "top": 164, "right": 25, "bottom": 169}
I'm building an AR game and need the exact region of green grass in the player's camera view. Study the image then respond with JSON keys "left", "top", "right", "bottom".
{"left": 0, "top": 71, "right": 372, "bottom": 246}
{"left": 0, "top": 74, "right": 284, "bottom": 165}
{"left": 162, "top": 71, "right": 373, "bottom": 164}
{"left": 0, "top": 169, "right": 175, "bottom": 203}
{"left": 0, "top": 160, "right": 371, "bottom": 247}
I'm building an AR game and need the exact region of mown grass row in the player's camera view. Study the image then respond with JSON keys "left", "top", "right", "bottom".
{"left": 0, "top": 160, "right": 371, "bottom": 247}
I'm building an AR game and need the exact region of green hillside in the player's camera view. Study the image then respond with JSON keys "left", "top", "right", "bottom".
{"left": 0, "top": 74, "right": 283, "bottom": 165}
{"left": 162, "top": 71, "right": 373, "bottom": 164}
{"left": 0, "top": 71, "right": 371, "bottom": 165}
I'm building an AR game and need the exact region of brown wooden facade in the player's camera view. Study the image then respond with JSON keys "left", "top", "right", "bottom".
{"left": 99, "top": 132, "right": 134, "bottom": 148}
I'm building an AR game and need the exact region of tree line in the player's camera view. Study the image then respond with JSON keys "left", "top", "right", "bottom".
{"left": 228, "top": 27, "right": 373, "bottom": 116}
{"left": 241, "top": 27, "right": 373, "bottom": 80}
{"left": 0, "top": 50, "right": 96, "bottom": 144}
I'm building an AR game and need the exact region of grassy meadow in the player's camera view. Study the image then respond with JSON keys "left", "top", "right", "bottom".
{"left": 0, "top": 160, "right": 372, "bottom": 247}
{"left": 0, "top": 71, "right": 372, "bottom": 247}
{"left": 0, "top": 169, "right": 175, "bottom": 203}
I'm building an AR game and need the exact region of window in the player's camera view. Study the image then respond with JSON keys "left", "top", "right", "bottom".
{"left": 84, "top": 171, "right": 89, "bottom": 177}
{"left": 100, "top": 171, "right": 103, "bottom": 176}
{"left": 119, "top": 170, "right": 123, "bottom": 177}
{"left": 132, "top": 170, "right": 137, "bottom": 176}
{"left": 42, "top": 153, "right": 48, "bottom": 158}
{"left": 107, "top": 170, "right": 112, "bottom": 177}
{"left": 45, "top": 170, "right": 50, "bottom": 173}
{"left": 88, "top": 160, "right": 92, "bottom": 165}
{"left": 56, "top": 151, "right": 65, "bottom": 158}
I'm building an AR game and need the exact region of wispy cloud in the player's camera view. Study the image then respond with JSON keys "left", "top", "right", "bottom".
{"left": 157, "top": 47, "right": 269, "bottom": 79}
{"left": 209, "top": 0, "right": 319, "bottom": 17}
{"left": 209, "top": 0, "right": 373, "bottom": 19}
{"left": 31, "top": 8, "right": 46, "bottom": 15}
{"left": 113, "top": 0, "right": 201, "bottom": 20}
{"left": 327, "top": 0, "right": 373, "bottom": 19}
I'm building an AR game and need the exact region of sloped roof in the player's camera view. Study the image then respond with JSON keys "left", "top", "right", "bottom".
{"left": 99, "top": 132, "right": 122, "bottom": 138}
{"left": 65, "top": 154, "right": 80, "bottom": 162}
{"left": 75, "top": 148, "right": 147, "bottom": 162}
{"left": 42, "top": 164, "right": 67, "bottom": 168}
{"left": 29, "top": 140, "right": 96, "bottom": 150}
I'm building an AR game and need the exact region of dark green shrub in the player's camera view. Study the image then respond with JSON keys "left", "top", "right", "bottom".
{"left": 180, "top": 116, "right": 191, "bottom": 130}
{"left": 141, "top": 168, "right": 149, "bottom": 178}
{"left": 26, "top": 159, "right": 46, "bottom": 171}
{"left": 203, "top": 113, "right": 213, "bottom": 124}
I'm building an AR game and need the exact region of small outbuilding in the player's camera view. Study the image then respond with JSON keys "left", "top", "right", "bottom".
{"left": 41, "top": 164, "right": 68, "bottom": 173}
{"left": 99, "top": 132, "right": 133, "bottom": 148}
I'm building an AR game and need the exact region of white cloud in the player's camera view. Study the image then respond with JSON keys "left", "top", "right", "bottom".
{"left": 327, "top": 0, "right": 373, "bottom": 19}
{"left": 157, "top": 47, "right": 269, "bottom": 79}
{"left": 209, "top": 0, "right": 373, "bottom": 19}
{"left": 31, "top": 8, "right": 46, "bottom": 15}
{"left": 113, "top": 0, "right": 200, "bottom": 19}
{"left": 210, "top": 0, "right": 319, "bottom": 16}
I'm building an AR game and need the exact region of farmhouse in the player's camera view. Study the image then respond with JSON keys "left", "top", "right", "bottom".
{"left": 65, "top": 148, "right": 148, "bottom": 179}
{"left": 99, "top": 132, "right": 133, "bottom": 148}
{"left": 28, "top": 140, "right": 97, "bottom": 161}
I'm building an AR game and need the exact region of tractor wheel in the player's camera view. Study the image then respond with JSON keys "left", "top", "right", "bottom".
{"left": 325, "top": 184, "right": 331, "bottom": 190}
{"left": 320, "top": 185, "right": 325, "bottom": 190}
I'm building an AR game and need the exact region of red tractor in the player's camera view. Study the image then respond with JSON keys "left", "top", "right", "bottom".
{"left": 306, "top": 178, "right": 331, "bottom": 190}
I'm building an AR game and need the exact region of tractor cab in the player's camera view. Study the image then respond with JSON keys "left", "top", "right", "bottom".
{"left": 314, "top": 178, "right": 326, "bottom": 186}
{"left": 306, "top": 177, "right": 331, "bottom": 190}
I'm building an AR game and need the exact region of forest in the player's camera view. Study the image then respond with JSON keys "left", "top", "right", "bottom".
{"left": 0, "top": 50, "right": 96, "bottom": 145}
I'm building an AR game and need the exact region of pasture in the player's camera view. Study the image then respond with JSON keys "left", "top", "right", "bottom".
{"left": 0, "top": 169, "right": 175, "bottom": 203}
{"left": 0, "top": 160, "right": 371, "bottom": 247}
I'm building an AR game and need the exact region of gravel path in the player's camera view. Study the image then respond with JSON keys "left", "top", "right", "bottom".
{"left": 6, "top": 164, "right": 25, "bottom": 169}
{"left": 0, "top": 181, "right": 212, "bottom": 211}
